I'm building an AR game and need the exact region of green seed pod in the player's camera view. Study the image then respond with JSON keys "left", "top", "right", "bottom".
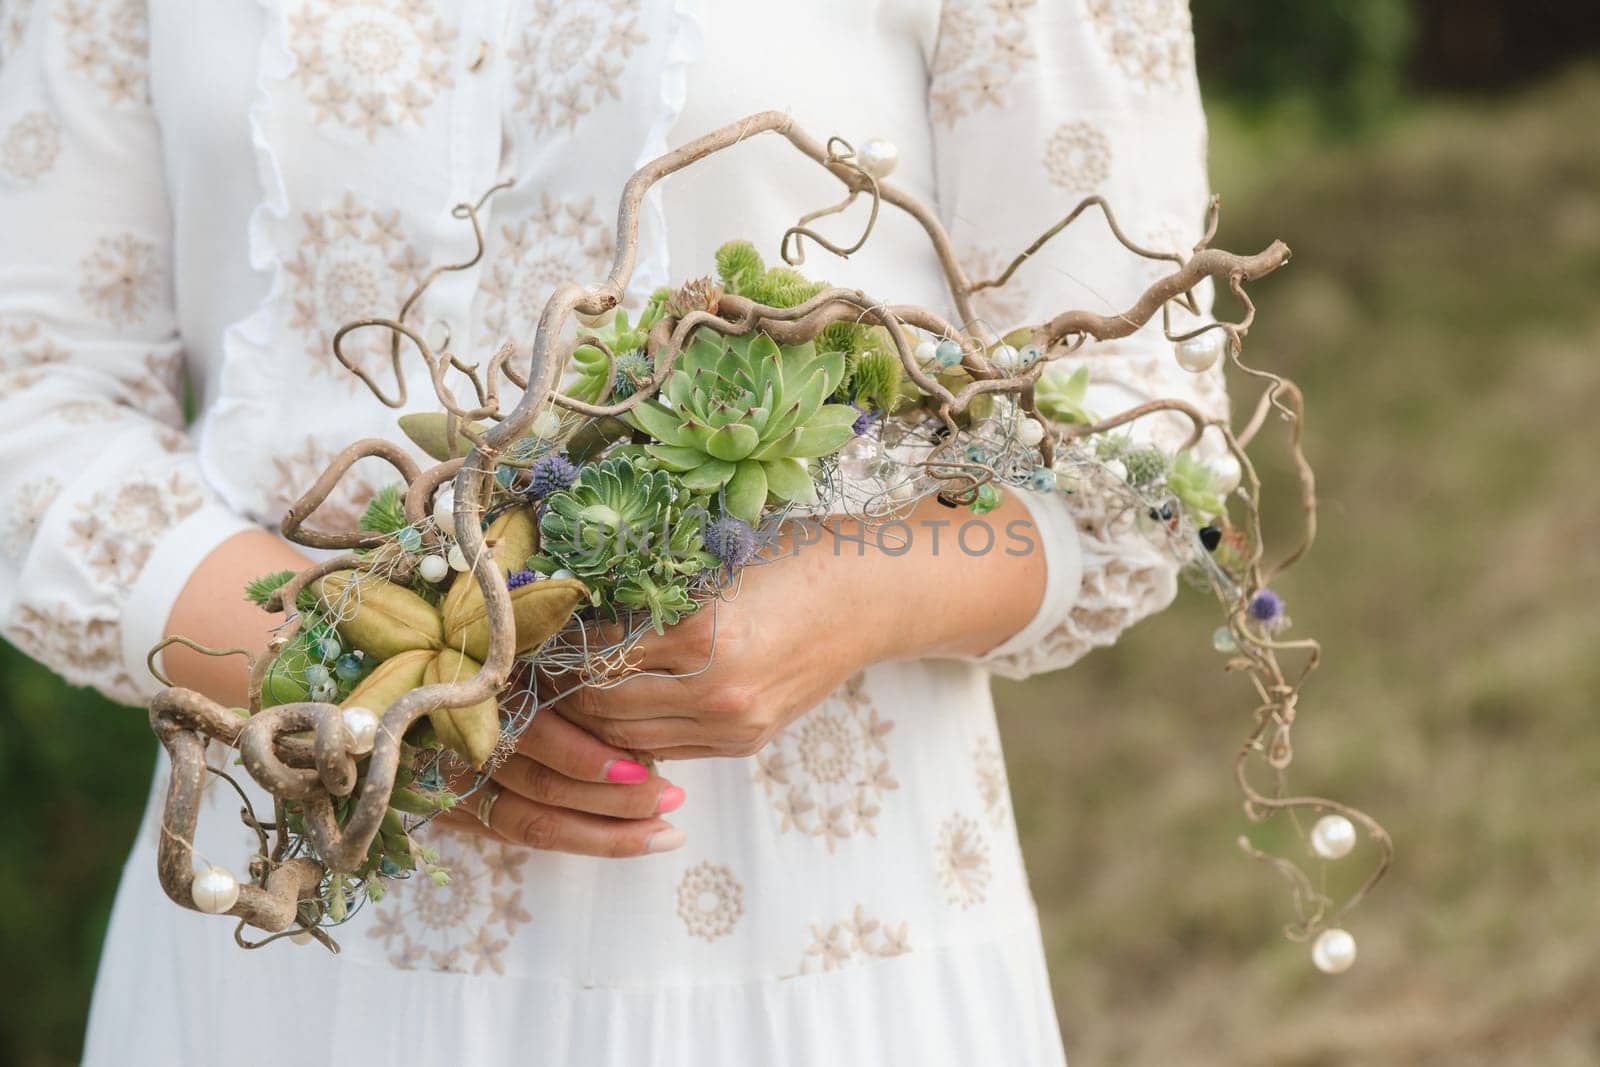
{"left": 398, "top": 412, "right": 485, "bottom": 461}
{"left": 316, "top": 571, "right": 444, "bottom": 659}
{"left": 423, "top": 648, "right": 502, "bottom": 770}
{"left": 445, "top": 577, "right": 588, "bottom": 662}
{"left": 340, "top": 647, "right": 433, "bottom": 714}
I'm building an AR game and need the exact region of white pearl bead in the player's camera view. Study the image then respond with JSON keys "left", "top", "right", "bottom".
{"left": 417, "top": 554, "right": 450, "bottom": 583}
{"left": 1016, "top": 419, "right": 1045, "bottom": 447}
{"left": 913, "top": 339, "right": 939, "bottom": 367}
{"left": 551, "top": 568, "right": 576, "bottom": 581}
{"left": 447, "top": 545, "right": 469, "bottom": 572}
{"left": 1213, "top": 456, "right": 1242, "bottom": 495}
{"left": 856, "top": 137, "right": 899, "bottom": 179}
{"left": 531, "top": 409, "right": 562, "bottom": 439}
{"left": 191, "top": 865, "right": 240, "bottom": 914}
{"left": 992, "top": 344, "right": 1021, "bottom": 371}
{"left": 341, "top": 705, "right": 380, "bottom": 757}
{"left": 310, "top": 679, "right": 337, "bottom": 703}
{"left": 1104, "top": 459, "right": 1128, "bottom": 482}
{"left": 1174, "top": 330, "right": 1227, "bottom": 373}
{"left": 432, "top": 489, "right": 455, "bottom": 530}
{"left": 1311, "top": 928, "right": 1357, "bottom": 974}
{"left": 1310, "top": 814, "right": 1357, "bottom": 860}
{"left": 290, "top": 929, "right": 314, "bottom": 946}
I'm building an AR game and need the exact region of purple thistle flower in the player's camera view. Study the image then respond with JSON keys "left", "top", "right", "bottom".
{"left": 851, "top": 405, "right": 879, "bottom": 436}
{"left": 506, "top": 569, "right": 540, "bottom": 590}
{"left": 704, "top": 515, "right": 757, "bottom": 569}
{"left": 1249, "top": 588, "right": 1285, "bottom": 624}
{"left": 527, "top": 452, "right": 577, "bottom": 498}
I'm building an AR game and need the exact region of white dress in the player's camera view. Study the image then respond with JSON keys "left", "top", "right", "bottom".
{"left": 0, "top": 2, "right": 1223, "bottom": 1064}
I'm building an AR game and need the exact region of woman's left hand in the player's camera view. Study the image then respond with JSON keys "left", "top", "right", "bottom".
{"left": 554, "top": 494, "right": 1047, "bottom": 760}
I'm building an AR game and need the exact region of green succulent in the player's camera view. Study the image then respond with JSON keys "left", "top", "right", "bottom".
{"left": 528, "top": 455, "right": 715, "bottom": 632}
{"left": 568, "top": 302, "right": 667, "bottom": 404}
{"left": 625, "top": 329, "right": 858, "bottom": 521}
{"left": 1167, "top": 452, "right": 1226, "bottom": 520}
{"left": 1035, "top": 366, "right": 1096, "bottom": 426}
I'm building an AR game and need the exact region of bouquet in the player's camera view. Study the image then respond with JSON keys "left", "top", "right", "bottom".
{"left": 147, "top": 113, "right": 1387, "bottom": 973}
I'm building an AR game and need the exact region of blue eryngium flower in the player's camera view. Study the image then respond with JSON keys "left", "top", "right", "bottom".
{"left": 527, "top": 452, "right": 577, "bottom": 498}
{"left": 704, "top": 515, "right": 757, "bottom": 569}
{"left": 1249, "top": 588, "right": 1285, "bottom": 624}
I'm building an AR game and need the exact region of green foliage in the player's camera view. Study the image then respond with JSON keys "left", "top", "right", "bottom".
{"left": 1034, "top": 366, "right": 1095, "bottom": 426}
{"left": 1122, "top": 447, "right": 1168, "bottom": 488}
{"left": 1167, "top": 452, "right": 1225, "bottom": 521}
{"left": 357, "top": 484, "right": 407, "bottom": 535}
{"left": 567, "top": 302, "right": 667, "bottom": 404}
{"left": 625, "top": 329, "right": 858, "bottom": 521}
{"left": 846, "top": 347, "right": 904, "bottom": 413}
{"left": 244, "top": 569, "right": 297, "bottom": 608}
{"left": 714, "top": 239, "right": 764, "bottom": 294}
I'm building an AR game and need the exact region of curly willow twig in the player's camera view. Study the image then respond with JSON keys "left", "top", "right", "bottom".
{"left": 147, "top": 110, "right": 1388, "bottom": 951}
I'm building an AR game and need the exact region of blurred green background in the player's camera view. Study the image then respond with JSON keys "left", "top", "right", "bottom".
{"left": 3, "top": 3, "right": 1598, "bottom": 1064}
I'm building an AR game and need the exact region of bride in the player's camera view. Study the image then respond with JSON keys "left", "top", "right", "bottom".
{"left": 0, "top": 1, "right": 1222, "bottom": 1063}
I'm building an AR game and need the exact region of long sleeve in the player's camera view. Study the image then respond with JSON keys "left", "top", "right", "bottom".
{"left": 928, "top": 0, "right": 1229, "bottom": 679}
{"left": 0, "top": 2, "right": 254, "bottom": 704}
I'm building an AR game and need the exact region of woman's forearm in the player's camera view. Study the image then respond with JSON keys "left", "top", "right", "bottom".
{"left": 162, "top": 528, "right": 315, "bottom": 707}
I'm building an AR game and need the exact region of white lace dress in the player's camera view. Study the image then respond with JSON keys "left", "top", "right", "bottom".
{"left": 0, "top": 1, "right": 1224, "bottom": 1064}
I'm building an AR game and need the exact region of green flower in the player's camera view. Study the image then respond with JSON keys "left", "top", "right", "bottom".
{"left": 568, "top": 302, "right": 667, "bottom": 404}
{"left": 529, "top": 456, "right": 716, "bottom": 632}
{"left": 626, "top": 329, "right": 858, "bottom": 521}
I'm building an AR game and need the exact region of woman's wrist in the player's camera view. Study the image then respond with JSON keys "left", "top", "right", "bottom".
{"left": 806, "top": 492, "right": 1048, "bottom": 667}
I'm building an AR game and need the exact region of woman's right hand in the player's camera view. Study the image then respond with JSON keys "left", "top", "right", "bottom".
{"left": 437, "top": 694, "right": 688, "bottom": 858}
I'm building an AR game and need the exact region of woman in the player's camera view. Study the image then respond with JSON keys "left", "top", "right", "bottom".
{"left": 0, "top": 1, "right": 1222, "bottom": 1063}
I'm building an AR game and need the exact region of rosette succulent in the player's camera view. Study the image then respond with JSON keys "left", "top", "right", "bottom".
{"left": 625, "top": 329, "right": 858, "bottom": 521}
{"left": 529, "top": 455, "right": 717, "bottom": 632}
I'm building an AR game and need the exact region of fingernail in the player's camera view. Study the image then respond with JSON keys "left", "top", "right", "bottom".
{"left": 604, "top": 759, "right": 649, "bottom": 784}
{"left": 656, "top": 785, "right": 686, "bottom": 815}
{"left": 644, "top": 826, "right": 686, "bottom": 854}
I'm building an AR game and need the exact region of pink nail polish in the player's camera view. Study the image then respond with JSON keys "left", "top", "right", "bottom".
{"left": 656, "top": 785, "right": 686, "bottom": 815}
{"left": 604, "top": 759, "right": 649, "bottom": 784}
{"left": 645, "top": 827, "right": 686, "bottom": 854}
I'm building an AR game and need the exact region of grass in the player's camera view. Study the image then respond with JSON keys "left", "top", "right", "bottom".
{"left": 998, "top": 66, "right": 1600, "bottom": 1065}
{"left": 3, "top": 65, "right": 1598, "bottom": 1067}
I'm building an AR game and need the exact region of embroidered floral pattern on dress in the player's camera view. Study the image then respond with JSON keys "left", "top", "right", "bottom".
{"left": 1083, "top": 0, "right": 1195, "bottom": 93}
{"left": 934, "top": 812, "right": 991, "bottom": 908}
{"left": 54, "top": 0, "right": 149, "bottom": 107}
{"left": 286, "top": 0, "right": 458, "bottom": 138}
{"left": 1043, "top": 120, "right": 1112, "bottom": 194}
{"left": 508, "top": 0, "right": 647, "bottom": 134}
{"left": 959, "top": 244, "right": 1030, "bottom": 332}
{"left": 752, "top": 672, "right": 898, "bottom": 852}
{"left": 1, "top": 317, "right": 69, "bottom": 368}
{"left": 796, "top": 905, "right": 912, "bottom": 975}
{"left": 64, "top": 470, "right": 203, "bottom": 592}
{"left": 79, "top": 232, "right": 162, "bottom": 327}
{"left": 366, "top": 831, "right": 532, "bottom": 975}
{"left": 676, "top": 860, "right": 743, "bottom": 942}
{"left": 1, "top": 0, "right": 32, "bottom": 69}
{"left": 0, "top": 475, "right": 62, "bottom": 565}
{"left": 928, "top": 0, "right": 1037, "bottom": 127}
{"left": 973, "top": 736, "right": 1011, "bottom": 827}
{"left": 476, "top": 194, "right": 614, "bottom": 354}
{"left": 1, "top": 111, "right": 60, "bottom": 182}
{"left": 267, "top": 436, "right": 389, "bottom": 529}
{"left": 284, "top": 193, "right": 426, "bottom": 385}
{"left": 2, "top": 602, "right": 135, "bottom": 698}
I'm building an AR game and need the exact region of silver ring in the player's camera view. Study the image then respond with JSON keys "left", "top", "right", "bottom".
{"left": 474, "top": 783, "right": 503, "bottom": 828}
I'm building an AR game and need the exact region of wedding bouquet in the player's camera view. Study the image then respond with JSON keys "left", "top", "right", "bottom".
{"left": 148, "top": 114, "right": 1387, "bottom": 973}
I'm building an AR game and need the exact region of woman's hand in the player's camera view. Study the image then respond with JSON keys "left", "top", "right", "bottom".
{"left": 437, "top": 679, "right": 687, "bottom": 857}
{"left": 555, "top": 493, "right": 1047, "bottom": 760}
